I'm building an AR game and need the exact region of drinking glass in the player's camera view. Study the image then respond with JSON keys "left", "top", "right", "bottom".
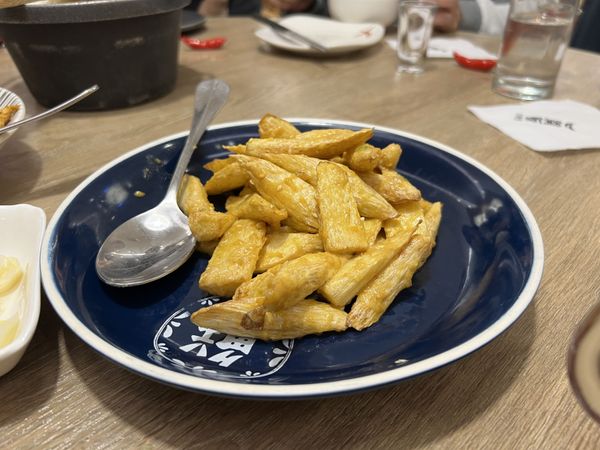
{"left": 492, "top": 0, "right": 581, "bottom": 100}
{"left": 396, "top": 0, "right": 437, "bottom": 74}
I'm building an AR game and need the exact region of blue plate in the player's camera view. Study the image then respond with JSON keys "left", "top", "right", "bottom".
{"left": 41, "top": 119, "right": 543, "bottom": 399}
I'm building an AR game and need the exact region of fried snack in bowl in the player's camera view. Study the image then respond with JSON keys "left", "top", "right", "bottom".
{"left": 0, "top": 87, "right": 26, "bottom": 151}
{"left": 184, "top": 114, "right": 441, "bottom": 341}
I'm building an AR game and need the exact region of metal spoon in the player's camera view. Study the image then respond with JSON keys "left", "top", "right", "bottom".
{"left": 95, "top": 79, "right": 230, "bottom": 287}
{"left": 0, "top": 85, "right": 99, "bottom": 134}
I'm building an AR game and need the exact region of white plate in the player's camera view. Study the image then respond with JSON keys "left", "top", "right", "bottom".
{"left": 0, "top": 204, "right": 46, "bottom": 376}
{"left": 254, "top": 14, "right": 385, "bottom": 55}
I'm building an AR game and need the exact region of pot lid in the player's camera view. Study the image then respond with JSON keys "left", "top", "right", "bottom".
{"left": 0, "top": 0, "right": 191, "bottom": 24}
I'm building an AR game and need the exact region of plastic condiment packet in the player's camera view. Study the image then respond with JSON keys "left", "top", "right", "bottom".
{"left": 468, "top": 100, "right": 600, "bottom": 152}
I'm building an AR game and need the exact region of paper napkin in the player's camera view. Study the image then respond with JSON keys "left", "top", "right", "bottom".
{"left": 427, "top": 37, "right": 497, "bottom": 59}
{"left": 468, "top": 100, "right": 600, "bottom": 152}
{"left": 385, "top": 37, "right": 497, "bottom": 59}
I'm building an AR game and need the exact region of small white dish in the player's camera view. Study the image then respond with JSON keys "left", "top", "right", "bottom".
{"left": 0, "top": 204, "right": 46, "bottom": 377}
{"left": 0, "top": 87, "right": 26, "bottom": 151}
{"left": 329, "top": 0, "right": 399, "bottom": 27}
{"left": 255, "top": 14, "right": 385, "bottom": 55}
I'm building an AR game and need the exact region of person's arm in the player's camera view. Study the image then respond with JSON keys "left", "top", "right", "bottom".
{"left": 459, "top": 0, "right": 510, "bottom": 35}
{"left": 267, "top": 0, "right": 328, "bottom": 15}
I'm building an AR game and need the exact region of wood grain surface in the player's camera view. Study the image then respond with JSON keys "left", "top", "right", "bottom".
{"left": 1, "top": 17, "right": 600, "bottom": 449}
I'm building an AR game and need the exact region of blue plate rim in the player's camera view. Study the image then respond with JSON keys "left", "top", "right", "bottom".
{"left": 40, "top": 118, "right": 544, "bottom": 398}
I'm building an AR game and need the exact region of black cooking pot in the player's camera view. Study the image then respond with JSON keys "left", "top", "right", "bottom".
{"left": 0, "top": 0, "right": 190, "bottom": 110}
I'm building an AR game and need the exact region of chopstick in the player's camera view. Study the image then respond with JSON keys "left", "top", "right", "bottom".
{"left": 252, "top": 14, "right": 327, "bottom": 53}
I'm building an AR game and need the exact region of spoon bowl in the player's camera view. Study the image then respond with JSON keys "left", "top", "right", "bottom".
{"left": 95, "top": 79, "right": 230, "bottom": 287}
{"left": 95, "top": 203, "right": 194, "bottom": 287}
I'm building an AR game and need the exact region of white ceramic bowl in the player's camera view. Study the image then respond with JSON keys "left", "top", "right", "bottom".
{"left": 328, "top": 0, "right": 399, "bottom": 26}
{"left": 0, "top": 87, "right": 26, "bottom": 151}
{"left": 0, "top": 204, "right": 46, "bottom": 377}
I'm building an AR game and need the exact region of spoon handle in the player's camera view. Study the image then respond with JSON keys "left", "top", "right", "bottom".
{"left": 0, "top": 84, "right": 99, "bottom": 135}
{"left": 166, "top": 79, "right": 230, "bottom": 201}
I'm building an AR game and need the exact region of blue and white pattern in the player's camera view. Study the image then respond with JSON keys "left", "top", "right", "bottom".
{"left": 148, "top": 297, "right": 294, "bottom": 379}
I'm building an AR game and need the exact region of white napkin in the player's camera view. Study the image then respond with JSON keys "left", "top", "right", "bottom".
{"left": 427, "top": 37, "right": 497, "bottom": 59}
{"left": 385, "top": 37, "right": 497, "bottom": 59}
{"left": 468, "top": 100, "right": 600, "bottom": 151}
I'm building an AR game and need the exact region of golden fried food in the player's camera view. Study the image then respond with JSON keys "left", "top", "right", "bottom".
{"left": 319, "top": 224, "right": 418, "bottom": 308}
{"left": 182, "top": 114, "right": 441, "bottom": 341}
{"left": 240, "top": 252, "right": 343, "bottom": 328}
{"left": 359, "top": 168, "right": 421, "bottom": 204}
{"left": 188, "top": 210, "right": 235, "bottom": 242}
{"left": 204, "top": 160, "right": 249, "bottom": 195}
{"left": 344, "top": 143, "right": 381, "bottom": 172}
{"left": 245, "top": 127, "right": 373, "bottom": 159}
{"left": 258, "top": 113, "right": 301, "bottom": 139}
{"left": 316, "top": 161, "right": 368, "bottom": 254}
{"left": 191, "top": 297, "right": 347, "bottom": 341}
{"left": 199, "top": 219, "right": 267, "bottom": 297}
{"left": 255, "top": 231, "right": 323, "bottom": 272}
{"left": 348, "top": 203, "right": 442, "bottom": 330}
{"left": 203, "top": 156, "right": 236, "bottom": 173}
{"left": 239, "top": 150, "right": 397, "bottom": 221}
{"left": 236, "top": 155, "right": 319, "bottom": 232}
{"left": 177, "top": 174, "right": 213, "bottom": 215}
{"left": 0, "top": 105, "right": 19, "bottom": 128}
{"left": 226, "top": 193, "right": 288, "bottom": 229}
{"left": 363, "top": 219, "right": 383, "bottom": 246}
{"left": 380, "top": 143, "right": 402, "bottom": 169}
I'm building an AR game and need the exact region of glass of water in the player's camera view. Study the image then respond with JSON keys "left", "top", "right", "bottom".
{"left": 396, "top": 0, "right": 437, "bottom": 74}
{"left": 492, "top": 0, "right": 581, "bottom": 100}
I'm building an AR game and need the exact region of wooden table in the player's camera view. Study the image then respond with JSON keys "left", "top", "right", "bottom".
{"left": 1, "top": 17, "right": 599, "bottom": 449}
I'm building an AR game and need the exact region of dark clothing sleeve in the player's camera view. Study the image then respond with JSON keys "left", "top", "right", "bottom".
{"left": 571, "top": 1, "right": 600, "bottom": 53}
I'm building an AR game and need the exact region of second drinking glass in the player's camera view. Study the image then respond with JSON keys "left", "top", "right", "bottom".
{"left": 396, "top": 0, "right": 437, "bottom": 74}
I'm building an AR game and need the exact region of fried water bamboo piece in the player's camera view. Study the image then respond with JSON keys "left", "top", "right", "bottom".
{"left": 203, "top": 156, "right": 236, "bottom": 173}
{"left": 226, "top": 193, "right": 288, "bottom": 228}
{"left": 319, "top": 224, "right": 418, "bottom": 308}
{"left": 383, "top": 201, "right": 427, "bottom": 239}
{"left": 191, "top": 297, "right": 348, "bottom": 340}
{"left": 379, "top": 143, "right": 402, "bottom": 169}
{"left": 238, "top": 183, "right": 256, "bottom": 197}
{"left": 281, "top": 216, "right": 320, "bottom": 233}
{"left": 258, "top": 113, "right": 301, "bottom": 138}
{"left": 340, "top": 165, "right": 398, "bottom": 220}
{"left": 233, "top": 265, "right": 281, "bottom": 301}
{"left": 359, "top": 168, "right": 421, "bottom": 204}
{"left": 177, "top": 174, "right": 213, "bottom": 216}
{"left": 344, "top": 144, "right": 381, "bottom": 172}
{"left": 204, "top": 160, "right": 249, "bottom": 195}
{"left": 317, "top": 161, "right": 368, "bottom": 254}
{"left": 255, "top": 231, "right": 323, "bottom": 272}
{"left": 0, "top": 105, "right": 18, "bottom": 128}
{"left": 222, "top": 144, "right": 247, "bottom": 154}
{"left": 242, "top": 151, "right": 397, "bottom": 221}
{"left": 199, "top": 219, "right": 267, "bottom": 297}
{"left": 189, "top": 210, "right": 236, "bottom": 242}
{"left": 225, "top": 195, "right": 243, "bottom": 211}
{"left": 196, "top": 239, "right": 219, "bottom": 255}
{"left": 363, "top": 219, "right": 383, "bottom": 246}
{"left": 236, "top": 155, "right": 319, "bottom": 232}
{"left": 241, "top": 252, "right": 343, "bottom": 327}
{"left": 246, "top": 152, "right": 319, "bottom": 185}
{"left": 225, "top": 183, "right": 258, "bottom": 210}
{"left": 348, "top": 202, "right": 442, "bottom": 330}
{"left": 244, "top": 128, "right": 373, "bottom": 159}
